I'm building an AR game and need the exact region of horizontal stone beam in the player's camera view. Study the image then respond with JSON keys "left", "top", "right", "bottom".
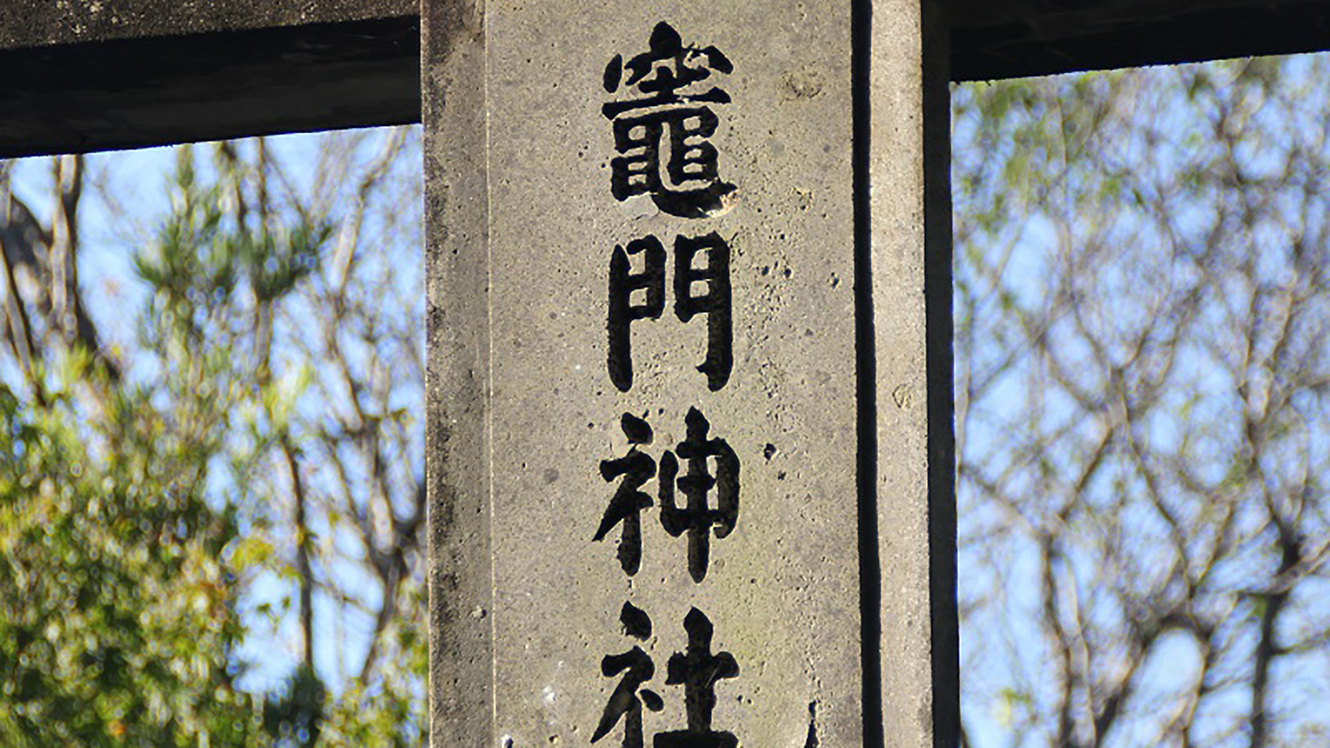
{"left": 952, "top": 0, "right": 1330, "bottom": 80}
{"left": 0, "top": 13, "right": 419, "bottom": 158}
{"left": 2, "top": 1, "right": 1330, "bottom": 156}
{"left": 0, "top": 0, "right": 414, "bottom": 49}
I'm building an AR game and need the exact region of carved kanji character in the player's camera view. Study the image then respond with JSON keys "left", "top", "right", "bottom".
{"left": 595, "top": 413, "right": 657, "bottom": 575}
{"left": 653, "top": 608, "right": 739, "bottom": 748}
{"left": 602, "top": 22, "right": 732, "bottom": 118}
{"left": 593, "top": 603, "right": 664, "bottom": 748}
{"left": 603, "top": 23, "right": 735, "bottom": 218}
{"left": 659, "top": 408, "right": 739, "bottom": 582}
{"left": 608, "top": 237, "right": 667, "bottom": 392}
{"left": 673, "top": 232, "right": 732, "bottom": 391}
{"left": 607, "top": 234, "right": 733, "bottom": 392}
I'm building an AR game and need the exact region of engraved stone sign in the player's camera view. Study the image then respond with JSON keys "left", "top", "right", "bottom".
{"left": 425, "top": 1, "right": 952, "bottom": 746}
{"left": 484, "top": 7, "right": 861, "bottom": 747}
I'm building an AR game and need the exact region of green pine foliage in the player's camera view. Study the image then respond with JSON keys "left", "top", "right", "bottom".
{"left": 0, "top": 132, "right": 426, "bottom": 746}
{"left": 0, "top": 362, "right": 259, "bottom": 745}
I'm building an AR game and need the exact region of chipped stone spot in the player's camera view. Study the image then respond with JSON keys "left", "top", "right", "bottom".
{"left": 782, "top": 69, "right": 824, "bottom": 100}
{"left": 892, "top": 383, "right": 912, "bottom": 409}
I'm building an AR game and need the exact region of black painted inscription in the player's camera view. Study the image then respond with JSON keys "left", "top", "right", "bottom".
{"left": 608, "top": 234, "right": 733, "bottom": 393}
{"left": 592, "top": 606, "right": 740, "bottom": 748}
{"left": 658, "top": 407, "right": 739, "bottom": 583}
{"left": 592, "top": 22, "right": 751, "bottom": 745}
{"left": 594, "top": 410, "right": 740, "bottom": 581}
{"left": 673, "top": 233, "right": 732, "bottom": 391}
{"left": 593, "top": 603, "right": 661, "bottom": 748}
{"left": 603, "top": 22, "right": 735, "bottom": 218}
{"left": 595, "top": 413, "right": 658, "bottom": 576}
{"left": 608, "top": 237, "right": 667, "bottom": 392}
{"left": 620, "top": 600, "right": 654, "bottom": 640}
{"left": 656, "top": 608, "right": 740, "bottom": 748}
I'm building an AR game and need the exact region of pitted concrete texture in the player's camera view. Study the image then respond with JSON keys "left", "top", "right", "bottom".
{"left": 424, "top": 1, "right": 491, "bottom": 747}
{"left": 483, "top": 3, "right": 862, "bottom": 747}
{"left": 952, "top": 0, "right": 1330, "bottom": 79}
{"left": 869, "top": 1, "right": 955, "bottom": 746}
{"left": 426, "top": 1, "right": 953, "bottom": 746}
{"left": 0, "top": 0, "right": 414, "bottom": 50}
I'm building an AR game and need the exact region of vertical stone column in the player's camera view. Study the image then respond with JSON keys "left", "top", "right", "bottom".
{"left": 424, "top": 1, "right": 492, "bottom": 746}
{"left": 423, "top": 1, "right": 956, "bottom": 746}
{"left": 866, "top": 1, "right": 957, "bottom": 746}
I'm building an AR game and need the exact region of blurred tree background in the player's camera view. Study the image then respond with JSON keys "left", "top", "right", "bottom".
{"left": 955, "top": 56, "right": 1330, "bottom": 747}
{"left": 2, "top": 52, "right": 1330, "bottom": 748}
{"left": 0, "top": 129, "right": 425, "bottom": 746}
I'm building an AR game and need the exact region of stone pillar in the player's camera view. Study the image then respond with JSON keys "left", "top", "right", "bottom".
{"left": 424, "top": 1, "right": 955, "bottom": 746}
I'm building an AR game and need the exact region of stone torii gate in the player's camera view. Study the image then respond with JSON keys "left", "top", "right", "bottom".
{"left": 2, "top": 2, "right": 1326, "bottom": 747}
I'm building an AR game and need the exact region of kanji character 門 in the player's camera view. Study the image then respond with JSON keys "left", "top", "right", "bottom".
{"left": 674, "top": 232, "right": 732, "bottom": 391}
{"left": 607, "top": 234, "right": 733, "bottom": 393}
{"left": 608, "top": 237, "right": 667, "bottom": 393}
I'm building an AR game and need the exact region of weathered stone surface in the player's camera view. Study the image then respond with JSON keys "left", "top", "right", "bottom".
{"left": 424, "top": 1, "right": 492, "bottom": 747}
{"left": 868, "top": 1, "right": 957, "bottom": 746}
{"left": 952, "top": 0, "right": 1330, "bottom": 80}
{"left": 426, "top": 0, "right": 955, "bottom": 746}
{"left": 0, "top": 0, "right": 412, "bottom": 50}
{"left": 482, "top": 2, "right": 861, "bottom": 744}
{"left": 0, "top": 15, "right": 419, "bottom": 158}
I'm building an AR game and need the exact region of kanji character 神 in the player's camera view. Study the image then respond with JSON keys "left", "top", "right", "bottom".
{"left": 595, "top": 413, "right": 658, "bottom": 575}
{"left": 659, "top": 407, "right": 739, "bottom": 583}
